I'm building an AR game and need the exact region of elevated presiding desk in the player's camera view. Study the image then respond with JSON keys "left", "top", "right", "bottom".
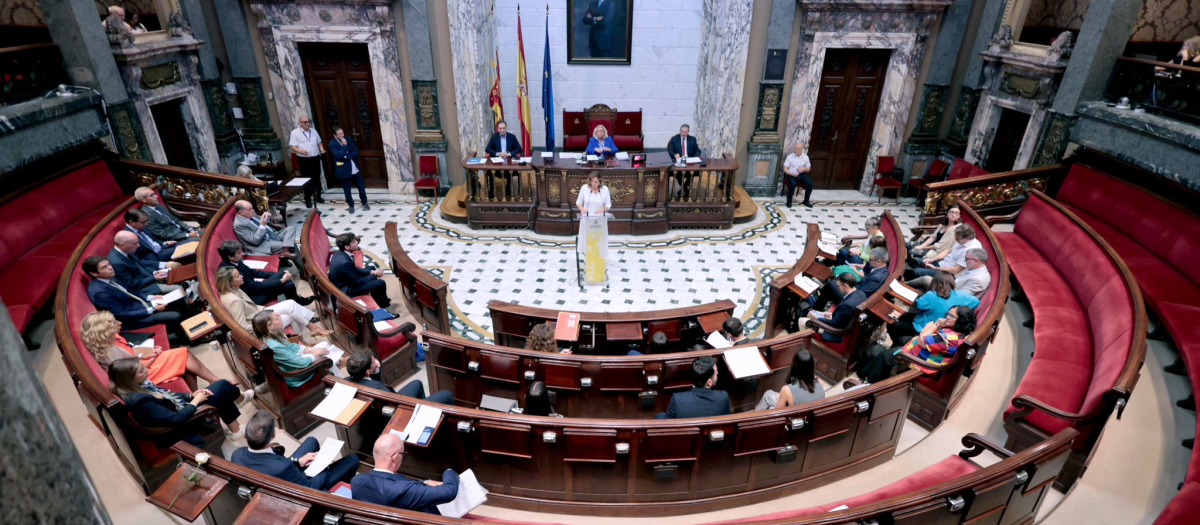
{"left": 460, "top": 151, "right": 739, "bottom": 235}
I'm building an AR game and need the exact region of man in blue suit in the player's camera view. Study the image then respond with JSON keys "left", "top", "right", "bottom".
{"left": 656, "top": 356, "right": 731, "bottom": 419}
{"left": 484, "top": 120, "right": 522, "bottom": 159}
{"left": 328, "top": 232, "right": 391, "bottom": 309}
{"left": 329, "top": 126, "right": 370, "bottom": 214}
{"left": 232, "top": 411, "right": 359, "bottom": 491}
{"left": 582, "top": 0, "right": 616, "bottom": 57}
{"left": 108, "top": 231, "right": 182, "bottom": 297}
{"left": 84, "top": 256, "right": 181, "bottom": 329}
{"left": 352, "top": 433, "right": 460, "bottom": 514}
{"left": 809, "top": 273, "right": 868, "bottom": 343}
{"left": 345, "top": 352, "right": 453, "bottom": 404}
{"left": 815, "top": 247, "right": 889, "bottom": 309}
{"left": 124, "top": 208, "right": 192, "bottom": 265}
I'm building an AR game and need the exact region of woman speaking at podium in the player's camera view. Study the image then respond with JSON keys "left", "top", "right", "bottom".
{"left": 586, "top": 125, "right": 618, "bottom": 156}
{"left": 576, "top": 172, "right": 612, "bottom": 217}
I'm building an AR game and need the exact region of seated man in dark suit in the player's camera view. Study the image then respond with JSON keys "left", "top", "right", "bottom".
{"left": 352, "top": 433, "right": 461, "bottom": 514}
{"left": 345, "top": 352, "right": 452, "bottom": 404}
{"left": 815, "top": 247, "right": 889, "bottom": 309}
{"left": 135, "top": 187, "right": 201, "bottom": 242}
{"left": 666, "top": 124, "right": 704, "bottom": 197}
{"left": 217, "top": 240, "right": 314, "bottom": 306}
{"left": 484, "top": 120, "right": 523, "bottom": 159}
{"left": 722, "top": 317, "right": 753, "bottom": 345}
{"left": 124, "top": 208, "right": 191, "bottom": 265}
{"left": 329, "top": 233, "right": 391, "bottom": 309}
{"left": 231, "top": 411, "right": 358, "bottom": 491}
{"left": 108, "top": 231, "right": 183, "bottom": 297}
{"left": 84, "top": 256, "right": 181, "bottom": 329}
{"left": 656, "top": 356, "right": 731, "bottom": 419}
{"left": 808, "top": 273, "right": 867, "bottom": 343}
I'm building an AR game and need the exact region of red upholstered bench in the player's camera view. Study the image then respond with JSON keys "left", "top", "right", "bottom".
{"left": 301, "top": 210, "right": 418, "bottom": 386}
{"left": 1, "top": 160, "right": 126, "bottom": 334}
{"left": 992, "top": 190, "right": 1146, "bottom": 489}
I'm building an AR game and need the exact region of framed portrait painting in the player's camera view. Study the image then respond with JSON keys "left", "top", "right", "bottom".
{"left": 567, "top": 0, "right": 633, "bottom": 65}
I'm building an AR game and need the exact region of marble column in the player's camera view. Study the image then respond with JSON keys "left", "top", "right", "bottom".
{"left": 0, "top": 298, "right": 113, "bottom": 523}
{"left": 39, "top": 0, "right": 150, "bottom": 160}
{"left": 213, "top": 0, "right": 282, "bottom": 152}
{"left": 1030, "top": 0, "right": 1146, "bottom": 166}
{"left": 744, "top": 0, "right": 794, "bottom": 197}
{"left": 694, "top": 0, "right": 754, "bottom": 159}
{"left": 179, "top": 0, "right": 239, "bottom": 160}
{"left": 447, "top": 0, "right": 496, "bottom": 161}
{"left": 941, "top": 0, "right": 1009, "bottom": 156}
{"left": 405, "top": 0, "right": 449, "bottom": 190}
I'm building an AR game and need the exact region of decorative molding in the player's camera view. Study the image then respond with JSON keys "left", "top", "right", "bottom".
{"left": 569, "top": 178, "right": 636, "bottom": 202}
{"left": 107, "top": 101, "right": 151, "bottom": 161}
{"left": 923, "top": 177, "right": 1048, "bottom": 215}
{"left": 412, "top": 79, "right": 444, "bottom": 142}
{"left": 1031, "top": 111, "right": 1074, "bottom": 167}
{"left": 942, "top": 86, "right": 983, "bottom": 154}
{"left": 130, "top": 170, "right": 270, "bottom": 212}
{"left": 140, "top": 62, "right": 182, "bottom": 90}
{"left": 752, "top": 82, "right": 784, "bottom": 143}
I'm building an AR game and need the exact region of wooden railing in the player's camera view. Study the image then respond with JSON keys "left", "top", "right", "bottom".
{"left": 1106, "top": 56, "right": 1200, "bottom": 125}
{"left": 117, "top": 158, "right": 270, "bottom": 215}
{"left": 921, "top": 164, "right": 1064, "bottom": 222}
{"left": 765, "top": 223, "right": 829, "bottom": 338}
{"left": 384, "top": 221, "right": 452, "bottom": 335}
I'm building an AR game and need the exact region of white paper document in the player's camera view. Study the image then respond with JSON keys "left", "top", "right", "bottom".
{"left": 706, "top": 331, "right": 732, "bottom": 349}
{"left": 829, "top": 504, "right": 850, "bottom": 511}
{"left": 890, "top": 280, "right": 919, "bottom": 302}
{"left": 242, "top": 259, "right": 269, "bottom": 270}
{"left": 519, "top": 156, "right": 532, "bottom": 163}
{"left": 614, "top": 151, "right": 630, "bottom": 160}
{"left": 355, "top": 299, "right": 367, "bottom": 307}
{"left": 685, "top": 156, "right": 703, "bottom": 164}
{"left": 821, "top": 231, "right": 840, "bottom": 245}
{"left": 151, "top": 288, "right": 185, "bottom": 306}
{"left": 133, "top": 338, "right": 155, "bottom": 350}
{"left": 436, "top": 469, "right": 489, "bottom": 518}
{"left": 373, "top": 320, "right": 394, "bottom": 331}
{"left": 286, "top": 177, "right": 310, "bottom": 187}
{"left": 303, "top": 437, "right": 345, "bottom": 477}
{"left": 311, "top": 381, "right": 357, "bottom": 421}
{"left": 559, "top": 152, "right": 581, "bottom": 159}
{"left": 467, "top": 158, "right": 486, "bottom": 164}
{"left": 490, "top": 157, "right": 505, "bottom": 163}
{"left": 794, "top": 275, "right": 820, "bottom": 294}
{"left": 723, "top": 346, "right": 771, "bottom": 379}
{"left": 540, "top": 152, "right": 554, "bottom": 158}
{"left": 818, "top": 241, "right": 841, "bottom": 254}
{"left": 586, "top": 154, "right": 599, "bottom": 161}
{"left": 400, "top": 403, "right": 444, "bottom": 444}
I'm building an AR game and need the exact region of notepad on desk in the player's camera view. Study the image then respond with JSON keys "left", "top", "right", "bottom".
{"left": 817, "top": 241, "right": 841, "bottom": 255}
{"left": 821, "top": 231, "right": 840, "bottom": 245}
{"left": 303, "top": 437, "right": 345, "bottom": 477}
{"left": 540, "top": 152, "right": 554, "bottom": 158}
{"left": 170, "top": 242, "right": 197, "bottom": 260}
{"left": 312, "top": 382, "right": 357, "bottom": 421}
{"left": 436, "top": 469, "right": 489, "bottom": 518}
{"left": 685, "top": 156, "right": 703, "bottom": 164}
{"left": 373, "top": 320, "right": 395, "bottom": 332}
{"left": 723, "top": 346, "right": 771, "bottom": 379}
{"left": 794, "top": 275, "right": 820, "bottom": 294}
{"left": 490, "top": 157, "right": 505, "bottom": 163}
{"left": 286, "top": 177, "right": 311, "bottom": 187}
{"left": 706, "top": 330, "right": 732, "bottom": 349}
{"left": 151, "top": 288, "right": 185, "bottom": 306}
{"left": 399, "top": 403, "right": 443, "bottom": 445}
{"left": 614, "top": 151, "right": 630, "bottom": 160}
{"left": 586, "top": 154, "right": 599, "bottom": 161}
{"left": 889, "top": 280, "right": 919, "bottom": 303}
{"left": 242, "top": 259, "right": 269, "bottom": 270}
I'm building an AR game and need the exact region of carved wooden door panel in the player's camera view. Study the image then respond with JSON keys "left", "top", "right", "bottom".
{"left": 807, "top": 49, "right": 891, "bottom": 189}
{"left": 300, "top": 43, "right": 388, "bottom": 188}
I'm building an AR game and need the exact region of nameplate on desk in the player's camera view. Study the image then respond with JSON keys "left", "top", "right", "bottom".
{"left": 181, "top": 311, "right": 216, "bottom": 336}
{"left": 587, "top": 154, "right": 599, "bottom": 161}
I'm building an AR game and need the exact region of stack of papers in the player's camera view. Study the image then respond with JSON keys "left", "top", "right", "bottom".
{"left": 303, "top": 437, "right": 346, "bottom": 477}
{"left": 373, "top": 320, "right": 395, "bottom": 331}
{"left": 890, "top": 280, "right": 919, "bottom": 302}
{"left": 399, "top": 403, "right": 443, "bottom": 444}
{"left": 519, "top": 156, "right": 533, "bottom": 163}
{"left": 821, "top": 231, "right": 840, "bottom": 244}
{"left": 723, "top": 346, "right": 771, "bottom": 379}
{"left": 286, "top": 177, "right": 311, "bottom": 187}
{"left": 151, "top": 289, "right": 185, "bottom": 306}
{"left": 243, "top": 260, "right": 269, "bottom": 270}
{"left": 133, "top": 338, "right": 155, "bottom": 350}
{"left": 818, "top": 241, "right": 841, "bottom": 254}
{"left": 794, "top": 275, "right": 820, "bottom": 294}
{"left": 540, "top": 152, "right": 554, "bottom": 158}
{"left": 685, "top": 156, "right": 703, "bottom": 164}
{"left": 490, "top": 157, "right": 505, "bottom": 163}
{"left": 311, "top": 382, "right": 358, "bottom": 420}
{"left": 706, "top": 331, "right": 732, "bottom": 349}
{"left": 436, "top": 469, "right": 489, "bottom": 518}
{"left": 586, "top": 154, "right": 599, "bottom": 161}
{"left": 614, "top": 152, "right": 630, "bottom": 160}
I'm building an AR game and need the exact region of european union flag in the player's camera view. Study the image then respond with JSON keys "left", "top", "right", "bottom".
{"left": 542, "top": 9, "right": 555, "bottom": 153}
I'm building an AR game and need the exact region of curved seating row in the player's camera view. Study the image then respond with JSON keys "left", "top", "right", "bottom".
{"left": 807, "top": 210, "right": 908, "bottom": 382}
{"left": 425, "top": 330, "right": 809, "bottom": 418}
{"left": 196, "top": 198, "right": 332, "bottom": 436}
{"left": 764, "top": 223, "right": 826, "bottom": 339}
{"left": 897, "top": 201, "right": 1011, "bottom": 430}
{"left": 53, "top": 193, "right": 223, "bottom": 495}
{"left": 300, "top": 210, "right": 418, "bottom": 385}
{"left": 384, "top": 221, "right": 452, "bottom": 335}
{"left": 488, "top": 299, "right": 736, "bottom": 354}
{"left": 991, "top": 189, "right": 1146, "bottom": 489}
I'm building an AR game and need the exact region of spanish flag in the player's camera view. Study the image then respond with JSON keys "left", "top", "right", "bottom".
{"left": 516, "top": 5, "right": 532, "bottom": 157}
{"left": 489, "top": 48, "right": 504, "bottom": 125}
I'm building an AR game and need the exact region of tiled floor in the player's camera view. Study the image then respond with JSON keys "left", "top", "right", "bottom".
{"left": 30, "top": 190, "right": 1183, "bottom": 524}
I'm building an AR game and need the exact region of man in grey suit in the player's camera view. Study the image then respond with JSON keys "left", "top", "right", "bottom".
{"left": 953, "top": 248, "right": 992, "bottom": 298}
{"left": 135, "top": 187, "right": 201, "bottom": 242}
{"left": 233, "top": 200, "right": 303, "bottom": 256}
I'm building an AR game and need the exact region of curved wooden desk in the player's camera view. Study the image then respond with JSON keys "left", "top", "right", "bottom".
{"left": 384, "top": 221, "right": 451, "bottom": 335}
{"left": 764, "top": 223, "right": 833, "bottom": 338}
{"left": 487, "top": 298, "right": 736, "bottom": 354}
{"left": 426, "top": 330, "right": 808, "bottom": 418}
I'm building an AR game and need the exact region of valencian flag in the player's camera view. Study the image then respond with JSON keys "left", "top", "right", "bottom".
{"left": 542, "top": 5, "right": 555, "bottom": 153}
{"left": 516, "top": 5, "right": 532, "bottom": 157}
{"left": 489, "top": 48, "right": 504, "bottom": 125}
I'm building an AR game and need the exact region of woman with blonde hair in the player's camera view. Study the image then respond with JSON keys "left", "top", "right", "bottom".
{"left": 526, "top": 322, "right": 570, "bottom": 354}
{"left": 253, "top": 310, "right": 346, "bottom": 387}
{"left": 216, "top": 266, "right": 330, "bottom": 339}
{"left": 575, "top": 172, "right": 612, "bottom": 218}
{"left": 586, "top": 124, "right": 618, "bottom": 157}
{"left": 81, "top": 310, "right": 236, "bottom": 393}
{"left": 109, "top": 357, "right": 250, "bottom": 441}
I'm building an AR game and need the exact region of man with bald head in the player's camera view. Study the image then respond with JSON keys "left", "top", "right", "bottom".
{"left": 351, "top": 434, "right": 461, "bottom": 514}
{"left": 288, "top": 115, "right": 326, "bottom": 208}
{"left": 232, "top": 200, "right": 304, "bottom": 256}
{"left": 108, "top": 230, "right": 184, "bottom": 297}
{"left": 135, "top": 187, "right": 202, "bottom": 242}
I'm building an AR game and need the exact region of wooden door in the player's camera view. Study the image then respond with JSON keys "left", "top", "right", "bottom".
{"left": 807, "top": 49, "right": 891, "bottom": 189}
{"left": 299, "top": 43, "right": 388, "bottom": 189}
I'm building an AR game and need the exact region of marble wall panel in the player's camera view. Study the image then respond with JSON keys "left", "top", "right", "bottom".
{"left": 447, "top": 0, "right": 496, "bottom": 157}
{"left": 250, "top": 2, "right": 415, "bottom": 194}
{"left": 693, "top": 0, "right": 754, "bottom": 157}
{"left": 783, "top": 4, "right": 941, "bottom": 193}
